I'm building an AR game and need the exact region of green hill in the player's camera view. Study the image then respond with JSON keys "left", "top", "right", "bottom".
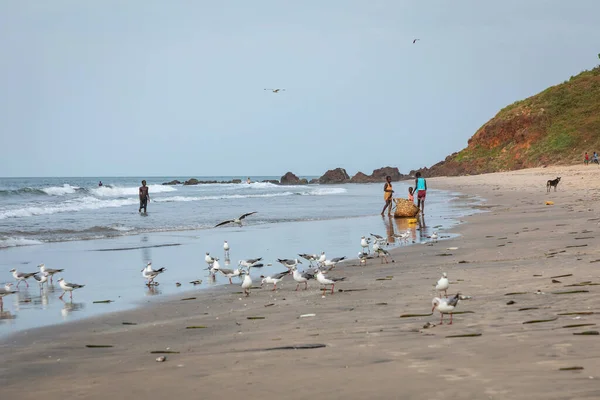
{"left": 421, "top": 65, "right": 600, "bottom": 176}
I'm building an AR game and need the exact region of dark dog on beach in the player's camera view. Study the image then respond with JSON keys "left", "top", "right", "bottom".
{"left": 546, "top": 177, "right": 561, "bottom": 192}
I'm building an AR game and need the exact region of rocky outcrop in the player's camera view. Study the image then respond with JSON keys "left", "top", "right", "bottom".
{"left": 280, "top": 172, "right": 301, "bottom": 185}
{"left": 308, "top": 178, "right": 319, "bottom": 184}
{"left": 371, "top": 166, "right": 402, "bottom": 181}
{"left": 184, "top": 178, "right": 200, "bottom": 185}
{"left": 319, "top": 168, "right": 350, "bottom": 184}
{"left": 349, "top": 172, "right": 371, "bottom": 183}
{"left": 162, "top": 180, "right": 182, "bottom": 185}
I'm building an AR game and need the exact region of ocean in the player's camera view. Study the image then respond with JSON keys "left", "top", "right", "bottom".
{"left": 0, "top": 177, "right": 482, "bottom": 337}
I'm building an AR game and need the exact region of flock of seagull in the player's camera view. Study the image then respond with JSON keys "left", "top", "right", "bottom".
{"left": 1, "top": 212, "right": 459, "bottom": 324}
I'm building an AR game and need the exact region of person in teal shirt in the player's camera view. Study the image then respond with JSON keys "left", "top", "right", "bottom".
{"left": 414, "top": 172, "right": 427, "bottom": 215}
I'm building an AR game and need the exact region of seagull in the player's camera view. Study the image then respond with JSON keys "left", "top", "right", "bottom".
{"left": 219, "top": 267, "right": 242, "bottom": 284}
{"left": 57, "top": 278, "right": 85, "bottom": 300}
{"left": 413, "top": 39, "right": 420, "bottom": 44}
{"left": 33, "top": 272, "right": 49, "bottom": 289}
{"left": 260, "top": 271, "right": 289, "bottom": 291}
{"left": 223, "top": 241, "right": 230, "bottom": 257}
{"left": 0, "top": 283, "right": 17, "bottom": 311}
{"left": 299, "top": 253, "right": 318, "bottom": 266}
{"left": 38, "top": 264, "right": 64, "bottom": 284}
{"left": 264, "top": 88, "right": 285, "bottom": 93}
{"left": 277, "top": 258, "right": 302, "bottom": 270}
{"left": 431, "top": 232, "right": 438, "bottom": 243}
{"left": 372, "top": 241, "right": 381, "bottom": 254}
{"left": 375, "top": 247, "right": 391, "bottom": 264}
{"left": 205, "top": 253, "right": 215, "bottom": 268}
{"left": 360, "top": 236, "right": 370, "bottom": 253}
{"left": 322, "top": 256, "right": 346, "bottom": 270}
{"left": 214, "top": 212, "right": 257, "bottom": 228}
{"left": 240, "top": 269, "right": 253, "bottom": 296}
{"left": 141, "top": 262, "right": 167, "bottom": 286}
{"left": 9, "top": 268, "right": 37, "bottom": 288}
{"left": 317, "top": 252, "right": 326, "bottom": 265}
{"left": 315, "top": 269, "right": 346, "bottom": 294}
{"left": 209, "top": 258, "right": 221, "bottom": 275}
{"left": 358, "top": 252, "right": 368, "bottom": 266}
{"left": 432, "top": 293, "right": 460, "bottom": 325}
{"left": 436, "top": 272, "right": 449, "bottom": 296}
{"left": 239, "top": 258, "right": 263, "bottom": 268}
{"left": 290, "top": 266, "right": 314, "bottom": 291}
{"left": 370, "top": 233, "right": 384, "bottom": 241}
{"left": 190, "top": 280, "right": 203, "bottom": 285}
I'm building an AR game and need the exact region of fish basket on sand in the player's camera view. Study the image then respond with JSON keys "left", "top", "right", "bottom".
{"left": 393, "top": 198, "right": 419, "bottom": 218}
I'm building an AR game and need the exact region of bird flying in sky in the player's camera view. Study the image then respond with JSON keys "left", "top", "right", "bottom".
{"left": 413, "top": 39, "right": 420, "bottom": 44}
{"left": 264, "top": 88, "right": 285, "bottom": 93}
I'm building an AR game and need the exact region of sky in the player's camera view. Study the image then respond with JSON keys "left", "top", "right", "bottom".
{"left": 0, "top": 0, "right": 598, "bottom": 177}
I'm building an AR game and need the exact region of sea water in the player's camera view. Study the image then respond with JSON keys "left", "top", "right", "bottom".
{"left": 0, "top": 177, "right": 482, "bottom": 337}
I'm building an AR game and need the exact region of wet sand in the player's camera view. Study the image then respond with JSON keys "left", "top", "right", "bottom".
{"left": 2, "top": 165, "right": 600, "bottom": 399}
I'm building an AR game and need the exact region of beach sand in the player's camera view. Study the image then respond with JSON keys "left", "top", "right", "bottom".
{"left": 2, "top": 165, "right": 600, "bottom": 399}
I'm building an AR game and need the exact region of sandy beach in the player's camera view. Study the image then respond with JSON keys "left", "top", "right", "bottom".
{"left": 2, "top": 165, "right": 600, "bottom": 399}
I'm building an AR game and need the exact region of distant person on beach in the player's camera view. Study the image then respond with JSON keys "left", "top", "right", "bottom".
{"left": 98, "top": 181, "right": 103, "bottom": 187}
{"left": 408, "top": 187, "right": 415, "bottom": 203}
{"left": 594, "top": 152, "right": 599, "bottom": 165}
{"left": 139, "top": 180, "right": 150, "bottom": 213}
{"left": 584, "top": 152, "right": 589, "bottom": 165}
{"left": 381, "top": 176, "right": 394, "bottom": 216}
{"left": 247, "top": 177, "right": 251, "bottom": 184}
{"left": 414, "top": 172, "right": 427, "bottom": 215}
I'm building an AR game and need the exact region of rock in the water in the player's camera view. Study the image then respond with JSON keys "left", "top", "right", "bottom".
{"left": 300, "top": 178, "right": 308, "bottom": 185}
{"left": 232, "top": 179, "right": 242, "bottom": 184}
{"left": 308, "top": 178, "right": 319, "bottom": 184}
{"left": 371, "top": 167, "right": 402, "bottom": 181}
{"left": 162, "top": 180, "right": 181, "bottom": 185}
{"left": 349, "top": 172, "right": 372, "bottom": 183}
{"left": 319, "top": 168, "right": 350, "bottom": 184}
{"left": 184, "top": 178, "right": 200, "bottom": 185}
{"left": 280, "top": 172, "right": 301, "bottom": 185}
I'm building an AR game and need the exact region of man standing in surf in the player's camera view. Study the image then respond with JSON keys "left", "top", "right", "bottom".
{"left": 414, "top": 172, "right": 427, "bottom": 215}
{"left": 139, "top": 180, "right": 150, "bottom": 213}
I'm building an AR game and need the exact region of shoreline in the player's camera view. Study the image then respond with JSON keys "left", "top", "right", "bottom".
{"left": 2, "top": 165, "right": 600, "bottom": 399}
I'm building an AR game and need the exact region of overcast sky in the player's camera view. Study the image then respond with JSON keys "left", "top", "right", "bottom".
{"left": 1, "top": 0, "right": 598, "bottom": 177}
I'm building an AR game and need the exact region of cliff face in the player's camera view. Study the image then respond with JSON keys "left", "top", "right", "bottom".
{"left": 415, "top": 66, "right": 600, "bottom": 177}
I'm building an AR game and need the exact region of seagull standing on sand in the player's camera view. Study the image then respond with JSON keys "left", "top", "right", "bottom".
{"left": 431, "top": 232, "right": 438, "bottom": 243}
{"left": 299, "top": 253, "right": 318, "bottom": 266}
{"left": 0, "top": 283, "right": 17, "bottom": 311}
{"left": 358, "top": 252, "right": 368, "bottom": 266}
{"left": 315, "top": 269, "right": 346, "bottom": 294}
{"left": 214, "top": 212, "right": 257, "bottom": 228}
{"left": 57, "top": 278, "right": 85, "bottom": 300}
{"left": 219, "top": 267, "right": 242, "bottom": 284}
{"left": 321, "top": 256, "right": 346, "bottom": 270}
{"left": 290, "top": 266, "right": 314, "bottom": 291}
{"left": 432, "top": 293, "right": 460, "bottom": 325}
{"left": 317, "top": 252, "right": 326, "bottom": 266}
{"left": 239, "top": 258, "right": 263, "bottom": 268}
{"left": 9, "top": 268, "right": 37, "bottom": 288}
{"left": 223, "top": 241, "right": 230, "bottom": 258}
{"left": 141, "top": 262, "right": 167, "bottom": 286}
{"left": 260, "top": 271, "right": 289, "bottom": 291}
{"left": 240, "top": 269, "right": 253, "bottom": 296}
{"left": 375, "top": 247, "right": 391, "bottom": 264}
{"left": 360, "top": 236, "right": 370, "bottom": 254}
{"left": 436, "top": 272, "right": 449, "bottom": 296}
{"left": 38, "top": 264, "right": 64, "bottom": 284}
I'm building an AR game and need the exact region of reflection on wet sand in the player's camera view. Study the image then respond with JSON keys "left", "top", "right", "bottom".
{"left": 0, "top": 310, "right": 17, "bottom": 321}
{"left": 60, "top": 300, "right": 85, "bottom": 319}
{"left": 145, "top": 285, "right": 162, "bottom": 296}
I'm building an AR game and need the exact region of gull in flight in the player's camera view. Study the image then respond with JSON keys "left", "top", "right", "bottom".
{"left": 141, "top": 262, "right": 167, "bottom": 286}
{"left": 315, "top": 269, "right": 346, "bottom": 294}
{"left": 277, "top": 258, "right": 302, "bottom": 270}
{"left": 436, "top": 272, "right": 449, "bottom": 296}
{"left": 57, "top": 278, "right": 85, "bottom": 300}
{"left": 0, "top": 283, "right": 17, "bottom": 311}
{"left": 223, "top": 241, "right": 230, "bottom": 258}
{"left": 432, "top": 293, "right": 460, "bottom": 325}
{"left": 219, "top": 267, "right": 242, "bottom": 284}
{"left": 413, "top": 39, "right": 420, "bottom": 44}
{"left": 38, "top": 264, "right": 64, "bottom": 284}
{"left": 9, "top": 268, "right": 37, "bottom": 288}
{"left": 215, "top": 212, "right": 257, "bottom": 228}
{"left": 260, "top": 271, "right": 289, "bottom": 291}
{"left": 290, "top": 266, "right": 315, "bottom": 291}
{"left": 264, "top": 88, "right": 286, "bottom": 93}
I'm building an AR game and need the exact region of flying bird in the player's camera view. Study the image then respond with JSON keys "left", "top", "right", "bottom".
{"left": 214, "top": 212, "right": 257, "bottom": 228}
{"left": 413, "top": 39, "right": 420, "bottom": 44}
{"left": 264, "top": 88, "right": 285, "bottom": 93}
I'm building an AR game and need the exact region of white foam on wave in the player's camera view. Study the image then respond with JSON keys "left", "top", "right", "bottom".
{"left": 306, "top": 187, "right": 347, "bottom": 196}
{"left": 0, "top": 197, "right": 138, "bottom": 220}
{"left": 0, "top": 236, "right": 44, "bottom": 248}
{"left": 91, "top": 184, "right": 176, "bottom": 197}
{"left": 155, "top": 192, "right": 296, "bottom": 203}
{"left": 41, "top": 184, "right": 80, "bottom": 196}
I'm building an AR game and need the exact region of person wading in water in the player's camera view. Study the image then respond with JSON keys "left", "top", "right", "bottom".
{"left": 139, "top": 180, "right": 150, "bottom": 213}
{"left": 381, "top": 176, "right": 394, "bottom": 216}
